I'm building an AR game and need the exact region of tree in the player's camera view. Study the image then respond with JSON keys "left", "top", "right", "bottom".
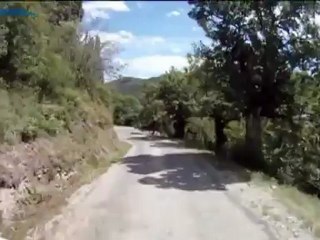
{"left": 0, "top": 1, "right": 119, "bottom": 143}
{"left": 137, "top": 68, "right": 198, "bottom": 138}
{"left": 112, "top": 94, "right": 142, "bottom": 126}
{"left": 189, "top": 1, "right": 320, "bottom": 157}
{"left": 186, "top": 52, "right": 240, "bottom": 152}
{"left": 138, "top": 80, "right": 166, "bottom": 134}
{"left": 155, "top": 68, "right": 197, "bottom": 138}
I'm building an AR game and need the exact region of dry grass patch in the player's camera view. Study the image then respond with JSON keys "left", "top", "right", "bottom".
{"left": 251, "top": 172, "right": 320, "bottom": 238}
{"left": 274, "top": 186, "right": 320, "bottom": 237}
{"left": 0, "top": 126, "right": 130, "bottom": 240}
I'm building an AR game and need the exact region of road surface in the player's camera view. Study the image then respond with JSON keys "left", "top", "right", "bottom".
{"left": 42, "top": 126, "right": 278, "bottom": 240}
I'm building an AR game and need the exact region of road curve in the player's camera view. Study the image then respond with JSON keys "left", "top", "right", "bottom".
{"left": 44, "top": 126, "right": 277, "bottom": 240}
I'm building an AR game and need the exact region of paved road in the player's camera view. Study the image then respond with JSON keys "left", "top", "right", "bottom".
{"left": 45, "top": 126, "right": 276, "bottom": 240}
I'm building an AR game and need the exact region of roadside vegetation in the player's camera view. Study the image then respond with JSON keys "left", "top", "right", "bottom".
{"left": 0, "top": 2, "right": 130, "bottom": 238}
{"left": 1, "top": 0, "right": 320, "bottom": 238}
{"left": 114, "top": 1, "right": 320, "bottom": 230}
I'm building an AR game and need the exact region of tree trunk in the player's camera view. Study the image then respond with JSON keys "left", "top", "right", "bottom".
{"left": 245, "top": 108, "right": 263, "bottom": 161}
{"left": 214, "top": 116, "right": 227, "bottom": 153}
{"left": 173, "top": 117, "right": 185, "bottom": 139}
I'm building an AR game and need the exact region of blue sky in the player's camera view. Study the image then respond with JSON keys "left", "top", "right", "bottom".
{"left": 82, "top": 1, "right": 209, "bottom": 79}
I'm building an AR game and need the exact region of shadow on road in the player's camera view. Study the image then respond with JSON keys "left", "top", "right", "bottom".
{"left": 129, "top": 136, "right": 187, "bottom": 149}
{"left": 128, "top": 135, "right": 167, "bottom": 141}
{"left": 122, "top": 152, "right": 251, "bottom": 191}
{"left": 150, "top": 141, "right": 185, "bottom": 149}
{"left": 130, "top": 131, "right": 144, "bottom": 136}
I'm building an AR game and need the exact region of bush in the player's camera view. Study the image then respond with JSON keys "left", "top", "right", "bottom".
{"left": 263, "top": 120, "right": 320, "bottom": 195}
{"left": 0, "top": 2, "right": 116, "bottom": 146}
{"left": 161, "top": 117, "right": 175, "bottom": 137}
{"left": 185, "top": 117, "right": 215, "bottom": 149}
{"left": 21, "top": 123, "right": 38, "bottom": 142}
{"left": 225, "top": 120, "right": 245, "bottom": 145}
{"left": 112, "top": 93, "right": 142, "bottom": 127}
{"left": 0, "top": 89, "right": 16, "bottom": 143}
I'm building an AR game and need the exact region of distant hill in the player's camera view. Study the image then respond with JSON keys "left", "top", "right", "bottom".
{"left": 108, "top": 75, "right": 162, "bottom": 97}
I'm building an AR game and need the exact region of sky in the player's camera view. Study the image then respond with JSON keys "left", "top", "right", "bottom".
{"left": 81, "top": 1, "right": 209, "bottom": 80}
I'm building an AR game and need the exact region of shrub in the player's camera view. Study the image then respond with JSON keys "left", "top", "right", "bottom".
{"left": 263, "top": 119, "right": 320, "bottom": 195}
{"left": 225, "top": 120, "right": 245, "bottom": 145}
{"left": 185, "top": 117, "right": 215, "bottom": 149}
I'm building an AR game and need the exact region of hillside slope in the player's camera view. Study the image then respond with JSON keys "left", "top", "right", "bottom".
{"left": 0, "top": 2, "right": 129, "bottom": 238}
{"left": 108, "top": 76, "right": 162, "bottom": 97}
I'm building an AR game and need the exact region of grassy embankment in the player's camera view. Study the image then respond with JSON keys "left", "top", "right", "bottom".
{"left": 0, "top": 89, "right": 131, "bottom": 239}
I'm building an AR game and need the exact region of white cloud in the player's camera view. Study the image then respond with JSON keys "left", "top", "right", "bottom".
{"left": 167, "top": 10, "right": 181, "bottom": 17}
{"left": 88, "top": 30, "right": 134, "bottom": 44}
{"left": 86, "top": 29, "right": 211, "bottom": 79}
{"left": 88, "top": 30, "right": 166, "bottom": 47}
{"left": 120, "top": 55, "right": 188, "bottom": 78}
{"left": 88, "top": 10, "right": 110, "bottom": 19}
{"left": 83, "top": 1, "right": 129, "bottom": 20}
{"left": 83, "top": 1, "right": 129, "bottom": 12}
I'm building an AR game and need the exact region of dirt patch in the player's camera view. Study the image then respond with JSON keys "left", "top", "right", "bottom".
{"left": 229, "top": 174, "right": 316, "bottom": 240}
{"left": 249, "top": 173, "right": 320, "bottom": 239}
{"left": 0, "top": 124, "right": 129, "bottom": 240}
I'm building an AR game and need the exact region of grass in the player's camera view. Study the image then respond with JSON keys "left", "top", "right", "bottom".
{"left": 274, "top": 186, "right": 320, "bottom": 237}
{"left": 0, "top": 87, "right": 121, "bottom": 239}
{"left": 251, "top": 172, "right": 320, "bottom": 238}
{"left": 79, "top": 141, "right": 131, "bottom": 184}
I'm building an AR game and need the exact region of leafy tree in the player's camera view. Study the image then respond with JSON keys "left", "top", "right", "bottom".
{"left": 185, "top": 117, "right": 215, "bottom": 150}
{"left": 157, "top": 68, "right": 197, "bottom": 138}
{"left": 112, "top": 93, "right": 142, "bottom": 127}
{"left": 262, "top": 72, "right": 320, "bottom": 193}
{"left": 140, "top": 68, "right": 198, "bottom": 138}
{"left": 186, "top": 53, "right": 240, "bottom": 152}
{"left": 0, "top": 1, "right": 118, "bottom": 143}
{"left": 189, "top": 1, "right": 320, "bottom": 156}
{"left": 139, "top": 81, "right": 167, "bottom": 133}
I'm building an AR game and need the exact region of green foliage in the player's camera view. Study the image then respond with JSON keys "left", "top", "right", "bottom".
{"left": 185, "top": 117, "right": 215, "bottom": 149}
{"left": 262, "top": 73, "right": 320, "bottom": 195}
{"left": 108, "top": 75, "right": 163, "bottom": 98}
{"left": 189, "top": 1, "right": 320, "bottom": 156}
{"left": 0, "top": 2, "right": 116, "bottom": 144}
{"left": 225, "top": 120, "right": 245, "bottom": 145}
{"left": 183, "top": 1, "right": 320, "bottom": 196}
{"left": 107, "top": 1, "right": 320, "bottom": 197}
{"left": 112, "top": 93, "right": 142, "bottom": 127}
{"left": 138, "top": 68, "right": 198, "bottom": 138}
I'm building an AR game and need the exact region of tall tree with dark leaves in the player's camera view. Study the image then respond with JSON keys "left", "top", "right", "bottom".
{"left": 189, "top": 1, "right": 320, "bottom": 157}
